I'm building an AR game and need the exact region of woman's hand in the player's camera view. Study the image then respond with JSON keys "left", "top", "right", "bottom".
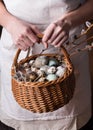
{"left": 6, "top": 17, "right": 42, "bottom": 51}
{"left": 42, "top": 17, "right": 71, "bottom": 48}
{"left": 0, "top": 2, "right": 42, "bottom": 51}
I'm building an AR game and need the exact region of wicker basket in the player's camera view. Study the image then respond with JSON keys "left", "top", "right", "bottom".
{"left": 11, "top": 46, "right": 75, "bottom": 113}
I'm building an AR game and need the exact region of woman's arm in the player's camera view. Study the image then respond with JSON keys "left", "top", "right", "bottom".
{"left": 42, "top": 0, "right": 93, "bottom": 48}
{"left": 0, "top": 1, "right": 41, "bottom": 51}
{"left": 0, "top": 1, "right": 12, "bottom": 29}
{"left": 64, "top": 0, "right": 93, "bottom": 28}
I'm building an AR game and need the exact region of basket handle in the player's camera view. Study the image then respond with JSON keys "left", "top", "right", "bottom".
{"left": 12, "top": 49, "right": 21, "bottom": 67}
{"left": 60, "top": 46, "right": 70, "bottom": 59}
{"left": 12, "top": 47, "right": 30, "bottom": 67}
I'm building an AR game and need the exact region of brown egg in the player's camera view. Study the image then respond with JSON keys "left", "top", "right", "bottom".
{"left": 23, "top": 63, "right": 30, "bottom": 68}
{"left": 29, "top": 71, "right": 38, "bottom": 82}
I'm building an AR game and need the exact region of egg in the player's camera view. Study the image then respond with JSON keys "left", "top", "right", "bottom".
{"left": 37, "top": 70, "right": 46, "bottom": 77}
{"left": 23, "top": 63, "right": 30, "bottom": 68}
{"left": 48, "top": 58, "right": 59, "bottom": 67}
{"left": 31, "top": 66, "right": 38, "bottom": 72}
{"left": 16, "top": 71, "right": 23, "bottom": 78}
{"left": 47, "top": 66, "right": 57, "bottom": 74}
{"left": 57, "top": 55, "right": 63, "bottom": 62}
{"left": 13, "top": 75, "right": 18, "bottom": 80}
{"left": 61, "top": 61, "right": 67, "bottom": 68}
{"left": 18, "top": 77, "right": 25, "bottom": 82}
{"left": 29, "top": 60, "right": 35, "bottom": 65}
{"left": 38, "top": 77, "right": 46, "bottom": 82}
{"left": 40, "top": 65, "right": 49, "bottom": 73}
{"left": 29, "top": 72, "right": 38, "bottom": 81}
{"left": 46, "top": 74, "right": 58, "bottom": 81}
{"left": 25, "top": 68, "right": 31, "bottom": 73}
{"left": 34, "top": 56, "right": 49, "bottom": 68}
{"left": 26, "top": 71, "right": 38, "bottom": 82}
{"left": 56, "top": 66, "right": 66, "bottom": 77}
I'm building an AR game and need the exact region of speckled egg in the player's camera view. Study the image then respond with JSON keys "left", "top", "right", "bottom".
{"left": 23, "top": 63, "right": 30, "bottom": 68}
{"left": 31, "top": 66, "right": 38, "bottom": 72}
{"left": 34, "top": 56, "right": 49, "bottom": 68}
{"left": 37, "top": 70, "right": 46, "bottom": 77}
{"left": 25, "top": 68, "right": 31, "bottom": 73}
{"left": 30, "top": 71, "right": 38, "bottom": 79}
{"left": 26, "top": 71, "right": 38, "bottom": 82}
{"left": 16, "top": 71, "right": 23, "bottom": 78}
{"left": 47, "top": 66, "right": 57, "bottom": 74}
{"left": 38, "top": 77, "right": 46, "bottom": 82}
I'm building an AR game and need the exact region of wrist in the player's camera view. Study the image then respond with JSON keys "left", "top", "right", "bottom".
{"left": 55, "top": 14, "right": 72, "bottom": 30}
{"left": 62, "top": 15, "right": 72, "bottom": 29}
{"left": 61, "top": 11, "right": 85, "bottom": 29}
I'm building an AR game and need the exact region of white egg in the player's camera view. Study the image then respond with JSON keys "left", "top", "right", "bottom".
{"left": 56, "top": 66, "right": 66, "bottom": 77}
{"left": 29, "top": 60, "right": 35, "bottom": 65}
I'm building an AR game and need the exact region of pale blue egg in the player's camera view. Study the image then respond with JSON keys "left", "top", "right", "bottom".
{"left": 46, "top": 74, "right": 58, "bottom": 81}
{"left": 48, "top": 58, "right": 59, "bottom": 67}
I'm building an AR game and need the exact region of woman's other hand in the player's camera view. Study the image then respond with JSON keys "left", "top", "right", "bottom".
{"left": 42, "top": 17, "right": 71, "bottom": 48}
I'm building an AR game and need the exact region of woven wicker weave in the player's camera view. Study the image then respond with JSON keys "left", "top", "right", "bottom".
{"left": 11, "top": 46, "right": 75, "bottom": 113}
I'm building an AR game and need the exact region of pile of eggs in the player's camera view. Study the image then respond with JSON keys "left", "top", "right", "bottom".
{"left": 14, "top": 55, "right": 67, "bottom": 82}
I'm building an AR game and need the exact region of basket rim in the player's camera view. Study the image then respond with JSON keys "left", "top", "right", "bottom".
{"left": 11, "top": 48, "right": 74, "bottom": 88}
{"left": 12, "top": 64, "right": 74, "bottom": 88}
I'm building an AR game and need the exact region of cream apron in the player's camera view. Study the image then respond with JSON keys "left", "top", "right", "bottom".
{"left": 0, "top": 0, "right": 92, "bottom": 129}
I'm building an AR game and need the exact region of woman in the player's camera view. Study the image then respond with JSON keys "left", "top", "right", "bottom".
{"left": 0, "top": 0, "right": 93, "bottom": 130}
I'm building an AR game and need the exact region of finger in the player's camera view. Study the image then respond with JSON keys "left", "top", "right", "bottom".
{"left": 16, "top": 43, "right": 27, "bottom": 51}
{"left": 43, "top": 42, "right": 48, "bottom": 49}
{"left": 25, "top": 28, "right": 39, "bottom": 43}
{"left": 17, "top": 39, "right": 28, "bottom": 50}
{"left": 31, "top": 25, "right": 42, "bottom": 35}
{"left": 42, "top": 23, "right": 56, "bottom": 43}
{"left": 23, "top": 36, "right": 34, "bottom": 47}
{"left": 54, "top": 36, "right": 68, "bottom": 48}
{"left": 19, "top": 35, "right": 33, "bottom": 46}
{"left": 52, "top": 31, "right": 66, "bottom": 46}
{"left": 48, "top": 25, "right": 62, "bottom": 43}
